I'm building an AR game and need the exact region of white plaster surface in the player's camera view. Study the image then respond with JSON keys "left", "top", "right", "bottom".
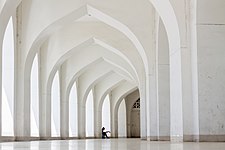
{"left": 197, "top": 25, "right": 225, "bottom": 135}
{"left": 197, "top": 0, "right": 225, "bottom": 138}
{"left": 1, "top": 0, "right": 225, "bottom": 143}
{"left": 197, "top": 0, "right": 225, "bottom": 24}
{"left": 157, "top": 19, "right": 170, "bottom": 139}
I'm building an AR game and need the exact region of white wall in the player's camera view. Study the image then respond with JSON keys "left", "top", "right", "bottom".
{"left": 118, "top": 99, "right": 126, "bottom": 137}
{"left": 2, "top": 0, "right": 225, "bottom": 142}
{"left": 197, "top": 0, "right": 225, "bottom": 141}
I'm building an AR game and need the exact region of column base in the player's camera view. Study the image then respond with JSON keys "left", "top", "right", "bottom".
{"left": 183, "top": 135, "right": 199, "bottom": 142}
{"left": 149, "top": 136, "right": 157, "bottom": 141}
{"left": 199, "top": 135, "right": 225, "bottom": 142}
{"left": 0, "top": 136, "right": 15, "bottom": 142}
{"left": 15, "top": 136, "right": 32, "bottom": 141}
{"left": 158, "top": 136, "right": 170, "bottom": 141}
{"left": 170, "top": 135, "right": 183, "bottom": 142}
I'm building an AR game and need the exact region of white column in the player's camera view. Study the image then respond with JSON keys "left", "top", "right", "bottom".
{"left": 39, "top": 89, "right": 51, "bottom": 139}
{"left": 179, "top": 0, "right": 199, "bottom": 142}
{"left": 157, "top": 19, "right": 170, "bottom": 141}
{"left": 125, "top": 98, "right": 131, "bottom": 138}
{"left": 146, "top": 75, "right": 151, "bottom": 141}
{"left": 140, "top": 79, "right": 147, "bottom": 140}
{"left": 77, "top": 80, "right": 85, "bottom": 138}
{"left": 170, "top": 50, "right": 183, "bottom": 142}
{"left": 189, "top": 0, "right": 199, "bottom": 141}
{"left": 110, "top": 92, "right": 117, "bottom": 138}
{"left": 39, "top": 40, "right": 51, "bottom": 139}
{"left": 69, "top": 82, "right": 78, "bottom": 137}
{"left": 60, "top": 67, "right": 69, "bottom": 139}
{"left": 0, "top": 40, "right": 2, "bottom": 137}
{"left": 93, "top": 87, "right": 102, "bottom": 138}
{"left": 149, "top": 11, "right": 160, "bottom": 141}
{"left": 15, "top": 4, "right": 30, "bottom": 139}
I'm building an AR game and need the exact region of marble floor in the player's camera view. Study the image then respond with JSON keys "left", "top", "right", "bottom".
{"left": 0, "top": 139, "right": 225, "bottom": 150}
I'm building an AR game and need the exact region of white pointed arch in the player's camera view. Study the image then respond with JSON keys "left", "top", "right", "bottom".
{"left": 1, "top": 16, "right": 14, "bottom": 136}
{"left": 149, "top": 0, "right": 183, "bottom": 138}
{"left": 98, "top": 80, "right": 125, "bottom": 113}
{"left": 79, "top": 60, "right": 136, "bottom": 106}
{"left": 23, "top": 5, "right": 147, "bottom": 116}
{"left": 0, "top": 0, "right": 7, "bottom": 13}
{"left": 66, "top": 58, "right": 105, "bottom": 105}
{"left": 66, "top": 58, "right": 131, "bottom": 106}
{"left": 149, "top": 0, "right": 181, "bottom": 51}
{"left": 87, "top": 5, "right": 148, "bottom": 74}
{"left": 46, "top": 38, "right": 137, "bottom": 104}
{"left": 24, "top": 4, "right": 147, "bottom": 83}
{"left": 0, "top": 0, "right": 16, "bottom": 48}
{"left": 18, "top": 0, "right": 183, "bottom": 140}
{"left": 95, "top": 79, "right": 125, "bottom": 137}
{"left": 114, "top": 87, "right": 138, "bottom": 119}
{"left": 81, "top": 71, "right": 114, "bottom": 105}
{"left": 110, "top": 82, "right": 138, "bottom": 137}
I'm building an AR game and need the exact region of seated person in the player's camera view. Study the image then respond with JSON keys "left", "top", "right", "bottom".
{"left": 102, "top": 127, "right": 110, "bottom": 139}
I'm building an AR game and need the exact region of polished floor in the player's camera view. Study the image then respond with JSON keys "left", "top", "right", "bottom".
{"left": 0, "top": 139, "right": 225, "bottom": 150}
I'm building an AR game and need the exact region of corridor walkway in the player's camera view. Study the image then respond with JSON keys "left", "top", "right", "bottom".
{"left": 0, "top": 139, "right": 225, "bottom": 150}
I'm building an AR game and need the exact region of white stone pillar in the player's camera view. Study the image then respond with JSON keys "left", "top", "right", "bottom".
{"left": 39, "top": 43, "right": 54, "bottom": 139}
{"left": 125, "top": 99, "right": 131, "bottom": 138}
{"left": 93, "top": 87, "right": 102, "bottom": 138}
{"left": 157, "top": 19, "right": 170, "bottom": 141}
{"left": 146, "top": 74, "right": 151, "bottom": 141}
{"left": 39, "top": 88, "right": 51, "bottom": 139}
{"left": 15, "top": 4, "right": 30, "bottom": 139}
{"left": 76, "top": 80, "right": 85, "bottom": 138}
{"left": 139, "top": 79, "right": 147, "bottom": 140}
{"left": 60, "top": 67, "right": 69, "bottom": 139}
{"left": 149, "top": 11, "right": 160, "bottom": 141}
{"left": 0, "top": 40, "right": 2, "bottom": 137}
{"left": 15, "top": 63, "right": 31, "bottom": 140}
{"left": 39, "top": 46, "right": 51, "bottom": 139}
{"left": 169, "top": 50, "right": 183, "bottom": 142}
{"left": 110, "top": 92, "right": 117, "bottom": 138}
{"left": 189, "top": 0, "right": 199, "bottom": 141}
{"left": 94, "top": 107, "right": 102, "bottom": 138}
{"left": 149, "top": 73, "right": 159, "bottom": 141}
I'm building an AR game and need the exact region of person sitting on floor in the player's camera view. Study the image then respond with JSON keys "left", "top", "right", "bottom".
{"left": 102, "top": 127, "right": 110, "bottom": 139}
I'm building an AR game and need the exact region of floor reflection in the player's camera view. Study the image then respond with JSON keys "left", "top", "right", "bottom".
{"left": 0, "top": 139, "right": 225, "bottom": 150}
